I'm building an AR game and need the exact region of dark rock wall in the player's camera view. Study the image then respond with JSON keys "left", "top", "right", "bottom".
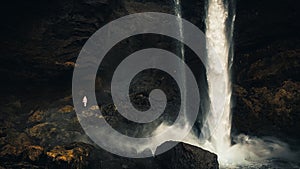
{"left": 0, "top": 1, "right": 219, "bottom": 168}
{"left": 0, "top": 0, "right": 123, "bottom": 86}
{"left": 0, "top": 0, "right": 299, "bottom": 168}
{"left": 232, "top": 0, "right": 300, "bottom": 140}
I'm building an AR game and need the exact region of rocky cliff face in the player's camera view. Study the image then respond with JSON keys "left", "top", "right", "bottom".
{"left": 0, "top": 0, "right": 299, "bottom": 168}
{"left": 0, "top": 0, "right": 123, "bottom": 85}
{"left": 232, "top": 0, "right": 300, "bottom": 140}
{"left": 0, "top": 0, "right": 219, "bottom": 168}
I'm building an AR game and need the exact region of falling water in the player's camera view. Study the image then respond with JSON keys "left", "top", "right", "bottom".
{"left": 149, "top": 0, "right": 298, "bottom": 167}
{"left": 174, "top": 0, "right": 184, "bottom": 58}
{"left": 196, "top": 0, "right": 298, "bottom": 167}
{"left": 200, "top": 0, "right": 234, "bottom": 158}
{"left": 174, "top": 0, "right": 187, "bottom": 116}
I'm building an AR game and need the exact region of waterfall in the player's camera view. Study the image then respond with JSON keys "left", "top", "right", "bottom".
{"left": 174, "top": 0, "right": 187, "bottom": 116}
{"left": 151, "top": 0, "right": 297, "bottom": 166}
{"left": 197, "top": 0, "right": 296, "bottom": 166}
{"left": 172, "top": 0, "right": 236, "bottom": 158}
{"left": 200, "top": 0, "right": 234, "bottom": 156}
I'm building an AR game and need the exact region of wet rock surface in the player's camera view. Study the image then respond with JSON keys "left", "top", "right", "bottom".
{"left": 0, "top": 72, "right": 216, "bottom": 169}
{"left": 0, "top": 94, "right": 218, "bottom": 168}
{"left": 156, "top": 141, "right": 218, "bottom": 169}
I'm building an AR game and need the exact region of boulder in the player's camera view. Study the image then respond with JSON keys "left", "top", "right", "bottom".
{"left": 156, "top": 141, "right": 219, "bottom": 169}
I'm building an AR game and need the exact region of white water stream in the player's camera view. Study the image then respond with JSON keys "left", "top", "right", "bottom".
{"left": 198, "top": 0, "right": 297, "bottom": 167}
{"left": 174, "top": 0, "right": 187, "bottom": 117}
{"left": 200, "top": 0, "right": 234, "bottom": 161}
{"left": 152, "top": 0, "right": 298, "bottom": 167}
